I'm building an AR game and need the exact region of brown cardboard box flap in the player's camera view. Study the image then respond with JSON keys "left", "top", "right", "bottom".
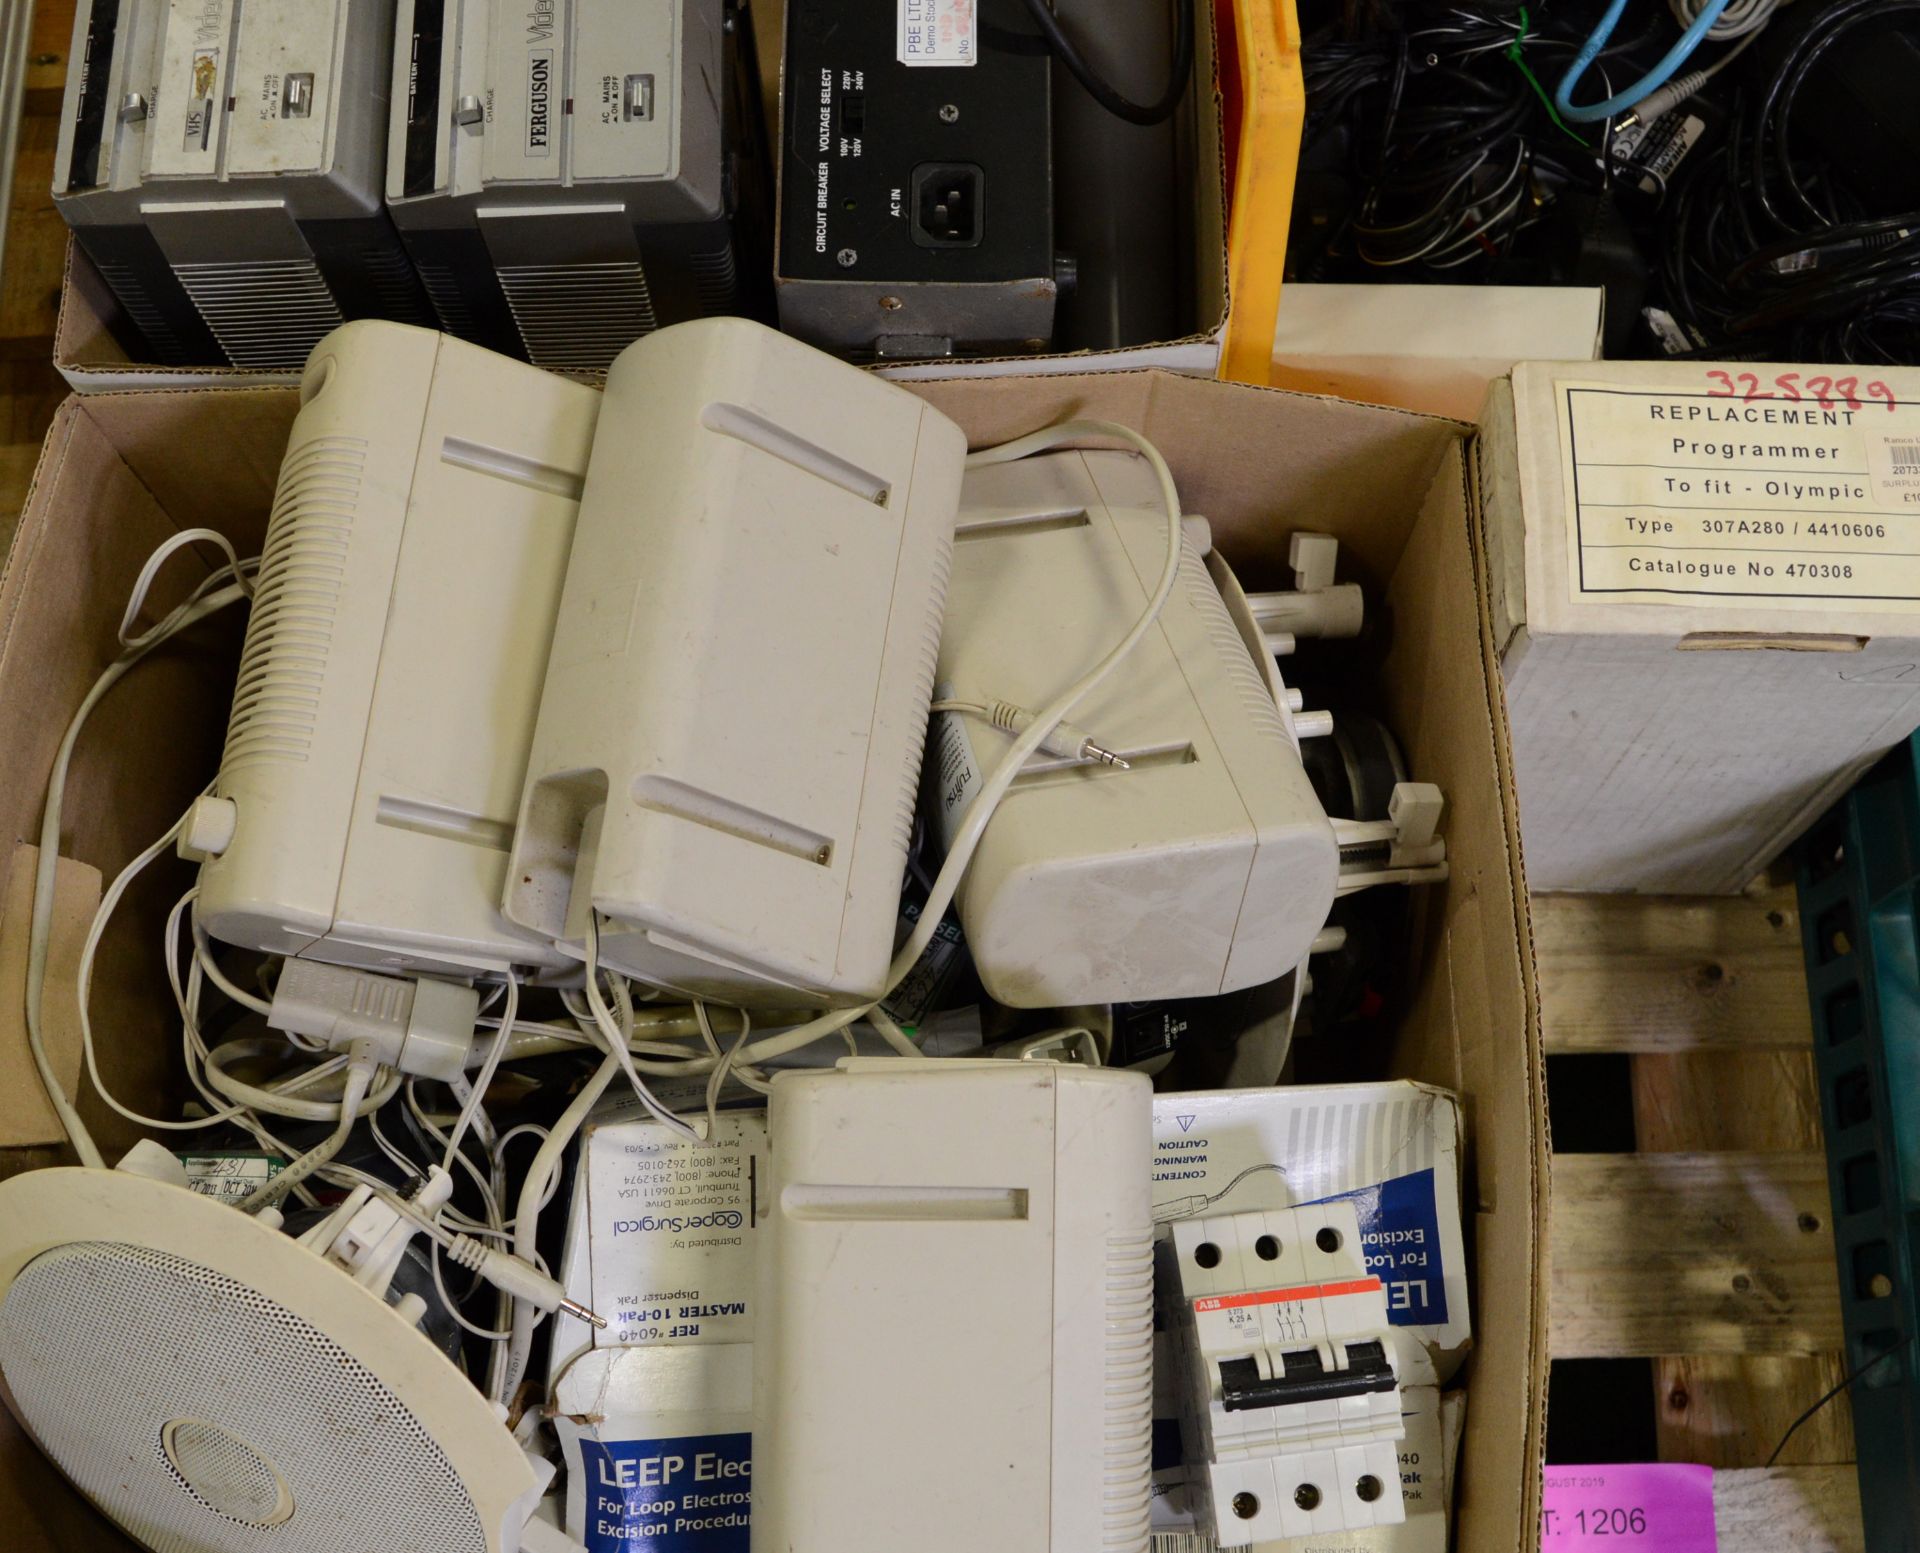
{"left": 0, "top": 844, "right": 102, "bottom": 1146}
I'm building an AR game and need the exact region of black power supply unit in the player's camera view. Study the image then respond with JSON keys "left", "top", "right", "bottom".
{"left": 776, "top": 0, "right": 1058, "bottom": 359}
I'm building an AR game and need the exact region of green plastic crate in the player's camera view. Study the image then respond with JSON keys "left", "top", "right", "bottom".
{"left": 1796, "top": 733, "right": 1920, "bottom": 1553}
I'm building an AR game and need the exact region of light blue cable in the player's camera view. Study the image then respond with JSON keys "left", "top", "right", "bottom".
{"left": 1553, "top": 0, "right": 1733, "bottom": 123}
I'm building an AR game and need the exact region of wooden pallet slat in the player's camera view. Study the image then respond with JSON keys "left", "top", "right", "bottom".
{"left": 1714, "top": 1466, "right": 1865, "bottom": 1553}
{"left": 1549, "top": 1152, "right": 1841, "bottom": 1358}
{"left": 1534, "top": 886, "right": 1811, "bottom": 1053}
{"left": 1658, "top": 1354, "right": 1857, "bottom": 1468}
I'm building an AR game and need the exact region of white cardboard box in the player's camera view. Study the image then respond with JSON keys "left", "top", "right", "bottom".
{"left": 1269, "top": 285, "right": 1603, "bottom": 423}
{"left": 549, "top": 1110, "right": 768, "bottom": 1553}
{"left": 1148, "top": 1083, "right": 1469, "bottom": 1548}
{"left": 1483, "top": 359, "right": 1920, "bottom": 893}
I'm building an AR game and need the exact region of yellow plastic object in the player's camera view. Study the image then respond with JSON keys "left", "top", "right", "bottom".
{"left": 1217, "top": 0, "right": 1305, "bottom": 386}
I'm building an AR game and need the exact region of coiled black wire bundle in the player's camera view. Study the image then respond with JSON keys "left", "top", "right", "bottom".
{"left": 1659, "top": 0, "right": 1920, "bottom": 362}
{"left": 1295, "top": 1, "right": 1660, "bottom": 278}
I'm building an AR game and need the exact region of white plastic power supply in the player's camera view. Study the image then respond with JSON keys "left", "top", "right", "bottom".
{"left": 505, "top": 318, "right": 967, "bottom": 1005}
{"left": 191, "top": 320, "right": 600, "bottom": 978}
{"left": 931, "top": 449, "right": 1341, "bottom": 1007}
{"left": 1162, "top": 1201, "right": 1408, "bottom": 1546}
{"left": 754, "top": 1059, "right": 1154, "bottom": 1552}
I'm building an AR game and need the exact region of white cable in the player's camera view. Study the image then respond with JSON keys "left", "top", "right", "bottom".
{"left": 498, "top": 1049, "right": 625, "bottom": 1402}
{"left": 1625, "top": 17, "right": 1772, "bottom": 125}
{"left": 239, "top": 1045, "right": 378, "bottom": 1211}
{"left": 71, "top": 801, "right": 254, "bottom": 1134}
{"left": 201, "top": 1037, "right": 403, "bottom": 1121}
{"left": 190, "top": 924, "right": 274, "bottom": 1015}
{"left": 929, "top": 698, "right": 1129, "bottom": 768}
{"left": 863, "top": 1007, "right": 924, "bottom": 1060}
{"left": 1668, "top": 0, "right": 1789, "bottom": 41}
{"left": 406, "top": 1080, "right": 504, "bottom": 1229}
{"left": 117, "top": 529, "right": 253, "bottom": 649}
{"left": 494, "top": 1122, "right": 552, "bottom": 1162}
{"left": 445, "top": 970, "right": 516, "bottom": 1168}
{"left": 25, "top": 572, "right": 253, "bottom": 1168}
{"left": 702, "top": 1005, "right": 762, "bottom": 1139}
{"left": 432, "top": 1238, "right": 515, "bottom": 1342}
{"left": 583, "top": 917, "right": 705, "bottom": 1143}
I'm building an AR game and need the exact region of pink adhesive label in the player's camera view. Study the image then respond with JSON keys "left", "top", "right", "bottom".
{"left": 1541, "top": 1464, "right": 1716, "bottom": 1552}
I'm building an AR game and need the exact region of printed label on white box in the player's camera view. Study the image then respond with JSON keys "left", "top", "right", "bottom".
{"left": 1553, "top": 374, "right": 1920, "bottom": 608}
{"left": 586, "top": 1114, "right": 761, "bottom": 1348}
{"left": 575, "top": 1432, "right": 752, "bottom": 1553}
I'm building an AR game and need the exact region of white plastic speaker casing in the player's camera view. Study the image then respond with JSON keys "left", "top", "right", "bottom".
{"left": 0, "top": 1167, "right": 548, "bottom": 1553}
{"left": 195, "top": 320, "right": 599, "bottom": 977}
{"left": 932, "top": 450, "right": 1341, "bottom": 1007}
{"left": 753, "top": 1059, "right": 1154, "bottom": 1553}
{"left": 505, "top": 318, "right": 966, "bottom": 1006}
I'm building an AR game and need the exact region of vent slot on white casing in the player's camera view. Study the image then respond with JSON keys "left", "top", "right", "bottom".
{"left": 219, "top": 435, "right": 365, "bottom": 778}
{"left": 1103, "top": 1226, "right": 1155, "bottom": 1549}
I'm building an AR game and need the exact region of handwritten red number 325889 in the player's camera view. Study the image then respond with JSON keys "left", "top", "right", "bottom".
{"left": 1704, "top": 369, "right": 1897, "bottom": 413}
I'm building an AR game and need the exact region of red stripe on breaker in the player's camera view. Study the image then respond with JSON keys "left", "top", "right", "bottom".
{"left": 1193, "top": 1277, "right": 1383, "bottom": 1313}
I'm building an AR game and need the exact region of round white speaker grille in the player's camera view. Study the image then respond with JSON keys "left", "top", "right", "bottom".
{"left": 0, "top": 1240, "right": 490, "bottom": 1553}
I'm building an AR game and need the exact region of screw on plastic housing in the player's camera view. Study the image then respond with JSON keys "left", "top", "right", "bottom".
{"left": 1356, "top": 1475, "right": 1382, "bottom": 1503}
{"left": 836, "top": 248, "right": 858, "bottom": 268}
{"left": 1295, "top": 1485, "right": 1322, "bottom": 1511}
{"left": 1232, "top": 1493, "right": 1260, "bottom": 1520}
{"left": 939, "top": 103, "right": 959, "bottom": 122}
{"left": 879, "top": 296, "right": 903, "bottom": 311}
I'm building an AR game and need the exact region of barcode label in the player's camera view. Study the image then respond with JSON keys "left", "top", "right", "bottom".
{"left": 1870, "top": 431, "right": 1920, "bottom": 510}
{"left": 1152, "top": 1535, "right": 1216, "bottom": 1553}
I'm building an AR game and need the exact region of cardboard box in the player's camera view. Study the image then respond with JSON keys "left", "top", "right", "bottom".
{"left": 1482, "top": 358, "right": 1920, "bottom": 893}
{"left": 54, "top": 1, "right": 1228, "bottom": 392}
{"left": 0, "top": 367, "right": 1547, "bottom": 1549}
{"left": 1270, "top": 285, "right": 1604, "bottom": 423}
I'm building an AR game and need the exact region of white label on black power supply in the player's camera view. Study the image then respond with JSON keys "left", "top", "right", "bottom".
{"left": 1555, "top": 374, "right": 1920, "bottom": 608}
{"left": 1616, "top": 111, "right": 1705, "bottom": 196}
{"left": 898, "top": 0, "right": 976, "bottom": 66}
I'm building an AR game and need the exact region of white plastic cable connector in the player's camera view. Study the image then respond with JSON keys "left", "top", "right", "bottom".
{"left": 1162, "top": 1201, "right": 1407, "bottom": 1546}
{"left": 1334, "top": 782, "right": 1450, "bottom": 896}
{"left": 444, "top": 1233, "right": 605, "bottom": 1330}
{"left": 978, "top": 699, "right": 1129, "bottom": 767}
{"left": 307, "top": 1167, "right": 607, "bottom": 1330}
{"left": 1245, "top": 533, "right": 1366, "bottom": 656}
{"left": 319, "top": 1166, "right": 456, "bottom": 1297}
{"left": 267, "top": 959, "right": 479, "bottom": 1083}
